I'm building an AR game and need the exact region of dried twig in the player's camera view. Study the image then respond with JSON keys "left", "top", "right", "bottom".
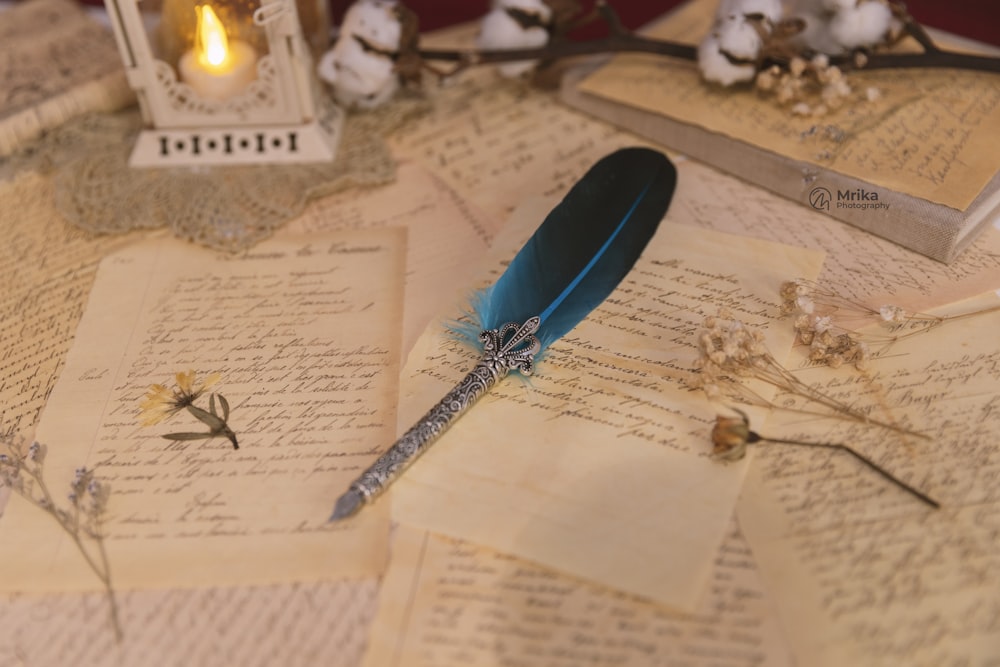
{"left": 711, "top": 411, "right": 939, "bottom": 509}
{"left": 0, "top": 437, "right": 123, "bottom": 641}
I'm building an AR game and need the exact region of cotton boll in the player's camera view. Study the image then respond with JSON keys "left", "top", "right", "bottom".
{"left": 318, "top": 1, "right": 403, "bottom": 110}
{"left": 829, "top": 1, "right": 892, "bottom": 50}
{"left": 698, "top": 34, "right": 757, "bottom": 86}
{"left": 715, "top": 14, "right": 763, "bottom": 60}
{"left": 717, "top": 0, "right": 783, "bottom": 24}
{"left": 477, "top": 1, "right": 552, "bottom": 77}
{"left": 318, "top": 37, "right": 399, "bottom": 109}
{"left": 340, "top": 0, "right": 403, "bottom": 51}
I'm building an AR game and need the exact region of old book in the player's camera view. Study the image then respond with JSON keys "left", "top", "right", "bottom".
{"left": 559, "top": 0, "right": 1000, "bottom": 263}
{"left": 0, "top": 0, "right": 134, "bottom": 157}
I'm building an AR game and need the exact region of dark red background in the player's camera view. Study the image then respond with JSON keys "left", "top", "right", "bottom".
{"left": 68, "top": 0, "right": 1000, "bottom": 47}
{"left": 325, "top": 1, "right": 1000, "bottom": 48}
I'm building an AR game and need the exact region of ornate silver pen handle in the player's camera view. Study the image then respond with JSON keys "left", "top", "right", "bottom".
{"left": 329, "top": 317, "right": 541, "bottom": 521}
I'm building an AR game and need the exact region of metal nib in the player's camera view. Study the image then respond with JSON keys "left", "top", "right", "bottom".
{"left": 329, "top": 488, "right": 364, "bottom": 522}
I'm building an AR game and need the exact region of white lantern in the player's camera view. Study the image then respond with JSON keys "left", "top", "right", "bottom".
{"left": 103, "top": 0, "right": 341, "bottom": 166}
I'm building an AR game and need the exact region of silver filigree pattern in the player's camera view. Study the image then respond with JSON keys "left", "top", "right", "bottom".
{"left": 349, "top": 317, "right": 541, "bottom": 501}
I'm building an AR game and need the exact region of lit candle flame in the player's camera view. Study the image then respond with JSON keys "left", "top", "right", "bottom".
{"left": 196, "top": 5, "right": 230, "bottom": 70}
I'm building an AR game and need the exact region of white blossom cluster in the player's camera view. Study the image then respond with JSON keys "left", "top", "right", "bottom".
{"left": 477, "top": 0, "right": 553, "bottom": 78}
{"left": 693, "top": 309, "right": 771, "bottom": 400}
{"left": 698, "top": 0, "right": 783, "bottom": 85}
{"left": 317, "top": 0, "right": 403, "bottom": 109}
{"left": 698, "top": 0, "right": 895, "bottom": 87}
{"left": 318, "top": 0, "right": 560, "bottom": 109}
{"left": 791, "top": 0, "right": 895, "bottom": 55}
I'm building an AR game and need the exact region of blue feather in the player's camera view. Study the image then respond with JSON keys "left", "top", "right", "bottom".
{"left": 471, "top": 147, "right": 676, "bottom": 354}
{"left": 329, "top": 148, "right": 678, "bottom": 520}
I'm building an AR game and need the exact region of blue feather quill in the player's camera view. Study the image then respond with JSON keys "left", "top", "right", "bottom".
{"left": 472, "top": 146, "right": 677, "bottom": 353}
{"left": 330, "top": 147, "right": 677, "bottom": 520}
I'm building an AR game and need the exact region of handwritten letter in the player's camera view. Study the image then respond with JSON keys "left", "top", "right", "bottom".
{"left": 390, "top": 203, "right": 825, "bottom": 611}
{"left": 285, "top": 161, "right": 503, "bottom": 359}
{"left": 738, "top": 293, "right": 1000, "bottom": 665}
{"left": 387, "top": 27, "right": 650, "bottom": 224}
{"left": 363, "top": 524, "right": 792, "bottom": 667}
{"left": 0, "top": 231, "right": 405, "bottom": 591}
{"left": 0, "top": 173, "right": 144, "bottom": 439}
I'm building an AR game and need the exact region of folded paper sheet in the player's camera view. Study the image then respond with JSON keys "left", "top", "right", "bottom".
{"left": 0, "top": 231, "right": 405, "bottom": 591}
{"left": 738, "top": 292, "right": 1000, "bottom": 665}
{"left": 362, "top": 523, "right": 793, "bottom": 667}
{"left": 390, "top": 205, "right": 825, "bottom": 611}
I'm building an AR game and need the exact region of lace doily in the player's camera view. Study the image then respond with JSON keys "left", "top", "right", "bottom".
{"left": 2, "top": 94, "right": 430, "bottom": 252}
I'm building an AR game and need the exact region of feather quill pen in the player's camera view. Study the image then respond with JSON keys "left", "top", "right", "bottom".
{"left": 330, "top": 147, "right": 677, "bottom": 520}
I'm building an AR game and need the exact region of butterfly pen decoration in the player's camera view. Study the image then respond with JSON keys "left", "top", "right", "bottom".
{"left": 330, "top": 147, "right": 678, "bottom": 520}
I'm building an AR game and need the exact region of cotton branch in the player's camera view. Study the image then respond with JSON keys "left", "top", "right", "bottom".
{"left": 388, "top": 1, "right": 1000, "bottom": 81}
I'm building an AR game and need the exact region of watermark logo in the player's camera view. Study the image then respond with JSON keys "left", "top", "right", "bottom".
{"left": 809, "top": 186, "right": 890, "bottom": 212}
{"left": 809, "top": 187, "right": 832, "bottom": 211}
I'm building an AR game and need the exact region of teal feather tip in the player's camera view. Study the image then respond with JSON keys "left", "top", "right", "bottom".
{"left": 459, "top": 147, "right": 677, "bottom": 365}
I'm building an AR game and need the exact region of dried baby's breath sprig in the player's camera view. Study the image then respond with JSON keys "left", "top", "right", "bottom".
{"left": 138, "top": 370, "right": 239, "bottom": 449}
{"left": 780, "top": 279, "right": 1000, "bottom": 369}
{"left": 0, "top": 435, "right": 123, "bottom": 640}
{"left": 754, "top": 53, "right": 860, "bottom": 116}
{"left": 710, "top": 410, "right": 939, "bottom": 508}
{"left": 694, "top": 309, "right": 922, "bottom": 438}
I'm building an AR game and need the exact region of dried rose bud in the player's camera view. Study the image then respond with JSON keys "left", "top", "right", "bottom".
{"left": 710, "top": 411, "right": 759, "bottom": 461}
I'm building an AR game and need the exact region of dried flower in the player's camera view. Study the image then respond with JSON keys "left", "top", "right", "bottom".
{"left": 779, "top": 279, "right": 1000, "bottom": 373}
{"left": 693, "top": 0, "right": 899, "bottom": 113}
{"left": 1, "top": 435, "right": 122, "bottom": 640}
{"left": 694, "top": 310, "right": 920, "bottom": 437}
{"left": 878, "top": 304, "right": 907, "bottom": 323}
{"left": 708, "top": 410, "right": 939, "bottom": 508}
{"left": 710, "top": 409, "right": 760, "bottom": 461}
{"left": 138, "top": 371, "right": 238, "bottom": 449}
{"left": 139, "top": 370, "right": 220, "bottom": 426}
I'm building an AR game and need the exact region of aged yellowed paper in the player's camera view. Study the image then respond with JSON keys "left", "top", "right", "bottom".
{"left": 737, "top": 291, "right": 1000, "bottom": 665}
{"left": 362, "top": 523, "right": 793, "bottom": 667}
{"left": 284, "top": 160, "right": 503, "bottom": 361}
{"left": 0, "top": 172, "right": 148, "bottom": 439}
{"left": 0, "top": 164, "right": 495, "bottom": 661}
{"left": 577, "top": 0, "right": 1000, "bottom": 211}
{"left": 672, "top": 159, "right": 1000, "bottom": 314}
{"left": 388, "top": 205, "right": 825, "bottom": 611}
{"left": 0, "top": 230, "right": 405, "bottom": 591}
{"left": 386, "top": 28, "right": 653, "bottom": 224}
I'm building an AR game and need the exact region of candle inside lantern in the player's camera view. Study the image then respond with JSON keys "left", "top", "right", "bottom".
{"left": 178, "top": 5, "right": 258, "bottom": 102}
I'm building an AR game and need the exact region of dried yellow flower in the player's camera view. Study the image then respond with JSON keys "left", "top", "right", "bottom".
{"left": 138, "top": 370, "right": 221, "bottom": 426}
